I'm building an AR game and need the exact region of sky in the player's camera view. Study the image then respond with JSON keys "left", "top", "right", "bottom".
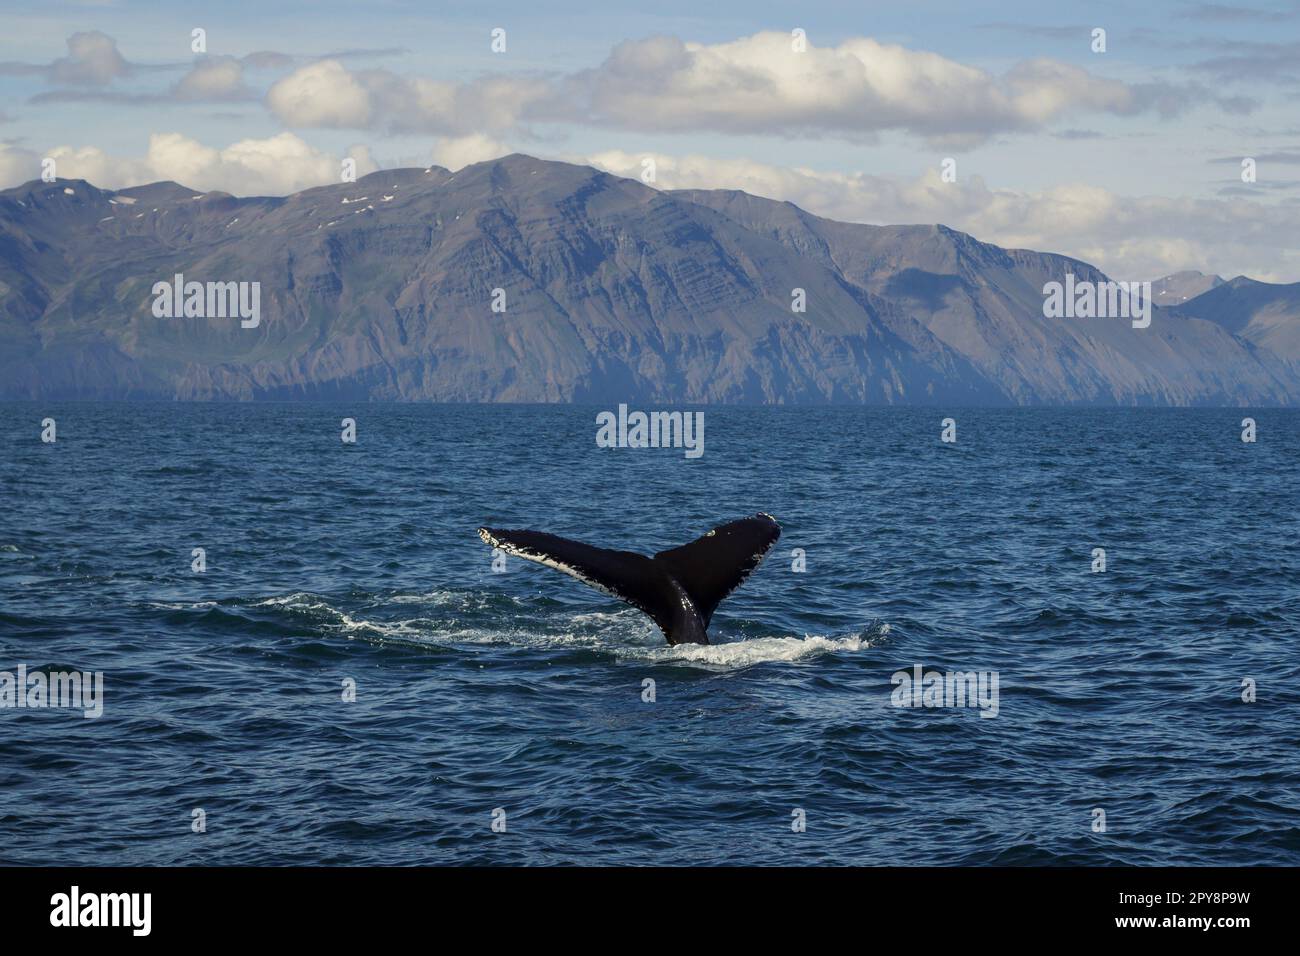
{"left": 1, "top": 0, "right": 1297, "bottom": 281}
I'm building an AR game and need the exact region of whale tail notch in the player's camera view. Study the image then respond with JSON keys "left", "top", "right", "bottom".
{"left": 652, "top": 513, "right": 781, "bottom": 628}
{"left": 477, "top": 513, "right": 781, "bottom": 646}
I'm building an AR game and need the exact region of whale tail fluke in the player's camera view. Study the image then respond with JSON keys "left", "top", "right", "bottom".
{"left": 652, "top": 513, "right": 781, "bottom": 628}
{"left": 477, "top": 513, "right": 781, "bottom": 646}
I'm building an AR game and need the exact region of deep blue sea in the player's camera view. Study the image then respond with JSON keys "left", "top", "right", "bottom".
{"left": 1, "top": 404, "right": 1297, "bottom": 865}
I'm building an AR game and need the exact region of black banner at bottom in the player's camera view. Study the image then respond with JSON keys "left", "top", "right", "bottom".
{"left": 0, "top": 866, "right": 1280, "bottom": 940}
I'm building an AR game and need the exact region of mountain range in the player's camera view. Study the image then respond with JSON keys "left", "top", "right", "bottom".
{"left": 2, "top": 153, "right": 1297, "bottom": 404}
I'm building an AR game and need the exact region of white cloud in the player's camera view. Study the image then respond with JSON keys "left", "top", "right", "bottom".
{"left": 50, "top": 31, "right": 131, "bottom": 86}
{"left": 261, "top": 31, "right": 1234, "bottom": 148}
{"left": 172, "top": 56, "right": 251, "bottom": 101}
{"left": 0, "top": 31, "right": 134, "bottom": 86}
{"left": 265, "top": 58, "right": 549, "bottom": 135}
{"left": 568, "top": 33, "right": 1239, "bottom": 145}
{"left": 430, "top": 134, "right": 511, "bottom": 170}
{"left": 266, "top": 60, "right": 373, "bottom": 127}
{"left": 0, "top": 143, "right": 40, "bottom": 187}
{"left": 1, "top": 133, "right": 377, "bottom": 196}
{"left": 3, "top": 131, "right": 1293, "bottom": 280}
{"left": 587, "top": 149, "right": 1300, "bottom": 282}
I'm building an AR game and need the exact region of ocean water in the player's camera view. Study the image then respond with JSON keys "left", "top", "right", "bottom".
{"left": 1, "top": 403, "right": 1297, "bottom": 866}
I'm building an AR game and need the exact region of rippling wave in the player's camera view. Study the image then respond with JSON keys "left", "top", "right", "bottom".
{"left": 1, "top": 403, "right": 1297, "bottom": 865}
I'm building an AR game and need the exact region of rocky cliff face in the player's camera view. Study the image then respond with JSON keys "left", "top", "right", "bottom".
{"left": 1166, "top": 275, "right": 1300, "bottom": 395}
{"left": 1, "top": 153, "right": 1295, "bottom": 404}
{"left": 1168, "top": 275, "right": 1300, "bottom": 359}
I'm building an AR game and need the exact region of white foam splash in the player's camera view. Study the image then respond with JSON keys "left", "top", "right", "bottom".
{"left": 251, "top": 592, "right": 435, "bottom": 639}
{"left": 617, "top": 632, "right": 876, "bottom": 667}
{"left": 382, "top": 588, "right": 519, "bottom": 608}
{"left": 334, "top": 614, "right": 435, "bottom": 638}
{"left": 193, "top": 591, "right": 887, "bottom": 667}
{"left": 568, "top": 609, "right": 645, "bottom": 627}
{"left": 384, "top": 590, "right": 449, "bottom": 605}
{"left": 249, "top": 593, "right": 315, "bottom": 608}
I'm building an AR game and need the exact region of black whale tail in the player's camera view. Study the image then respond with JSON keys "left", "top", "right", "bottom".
{"left": 476, "top": 513, "right": 781, "bottom": 646}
